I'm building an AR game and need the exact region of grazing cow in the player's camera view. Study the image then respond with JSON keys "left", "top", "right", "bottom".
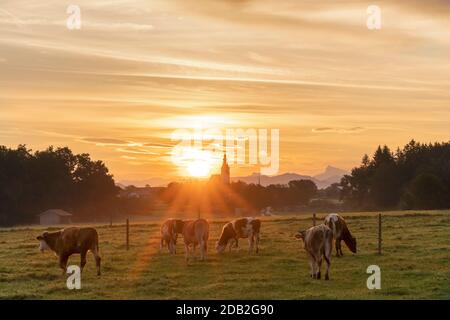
{"left": 216, "top": 218, "right": 261, "bottom": 254}
{"left": 295, "top": 224, "right": 332, "bottom": 280}
{"left": 182, "top": 219, "right": 209, "bottom": 261}
{"left": 324, "top": 213, "right": 357, "bottom": 256}
{"left": 160, "top": 218, "right": 184, "bottom": 254}
{"left": 36, "top": 227, "right": 101, "bottom": 276}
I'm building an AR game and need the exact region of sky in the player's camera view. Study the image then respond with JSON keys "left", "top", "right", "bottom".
{"left": 1, "top": 0, "right": 449, "bottom": 184}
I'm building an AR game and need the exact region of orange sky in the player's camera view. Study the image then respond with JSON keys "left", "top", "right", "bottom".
{"left": 1, "top": 0, "right": 449, "bottom": 184}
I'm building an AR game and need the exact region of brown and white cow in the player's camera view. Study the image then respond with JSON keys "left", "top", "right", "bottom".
{"left": 36, "top": 227, "right": 101, "bottom": 276}
{"left": 324, "top": 213, "right": 357, "bottom": 256}
{"left": 216, "top": 218, "right": 261, "bottom": 254}
{"left": 160, "top": 218, "right": 184, "bottom": 254}
{"left": 182, "top": 219, "right": 209, "bottom": 261}
{"left": 295, "top": 224, "right": 332, "bottom": 280}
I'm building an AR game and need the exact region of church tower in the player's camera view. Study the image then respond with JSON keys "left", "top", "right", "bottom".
{"left": 221, "top": 152, "right": 230, "bottom": 185}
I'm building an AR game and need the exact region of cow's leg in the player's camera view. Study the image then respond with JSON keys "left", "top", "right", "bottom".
{"left": 235, "top": 238, "right": 239, "bottom": 249}
{"left": 184, "top": 243, "right": 190, "bottom": 262}
{"left": 316, "top": 256, "right": 322, "bottom": 279}
{"left": 59, "top": 254, "right": 69, "bottom": 276}
{"left": 200, "top": 241, "right": 205, "bottom": 261}
{"left": 160, "top": 237, "right": 164, "bottom": 253}
{"left": 167, "top": 240, "right": 172, "bottom": 254}
{"left": 173, "top": 235, "right": 178, "bottom": 254}
{"left": 336, "top": 239, "right": 342, "bottom": 257}
{"left": 91, "top": 247, "right": 101, "bottom": 276}
{"left": 255, "top": 233, "right": 260, "bottom": 254}
{"left": 80, "top": 250, "right": 87, "bottom": 273}
{"left": 248, "top": 236, "right": 254, "bottom": 254}
{"left": 324, "top": 239, "right": 332, "bottom": 280}
{"left": 338, "top": 239, "right": 344, "bottom": 256}
{"left": 324, "top": 254, "right": 331, "bottom": 280}
{"left": 307, "top": 252, "right": 314, "bottom": 278}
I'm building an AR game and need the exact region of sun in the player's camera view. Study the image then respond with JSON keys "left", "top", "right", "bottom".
{"left": 172, "top": 147, "right": 216, "bottom": 178}
{"left": 187, "top": 160, "right": 210, "bottom": 177}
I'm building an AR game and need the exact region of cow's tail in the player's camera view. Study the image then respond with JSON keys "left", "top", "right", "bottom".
{"left": 324, "top": 216, "right": 337, "bottom": 238}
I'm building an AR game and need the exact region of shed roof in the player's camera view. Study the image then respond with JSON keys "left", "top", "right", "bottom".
{"left": 38, "top": 209, "right": 72, "bottom": 217}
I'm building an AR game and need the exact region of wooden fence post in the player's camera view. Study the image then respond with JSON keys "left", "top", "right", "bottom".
{"left": 378, "top": 213, "right": 382, "bottom": 255}
{"left": 313, "top": 213, "right": 316, "bottom": 226}
{"left": 126, "top": 218, "right": 129, "bottom": 251}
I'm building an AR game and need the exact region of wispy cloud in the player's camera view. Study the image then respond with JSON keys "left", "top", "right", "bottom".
{"left": 312, "top": 127, "right": 366, "bottom": 134}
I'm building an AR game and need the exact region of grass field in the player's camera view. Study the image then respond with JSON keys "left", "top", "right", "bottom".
{"left": 1, "top": 210, "right": 449, "bottom": 299}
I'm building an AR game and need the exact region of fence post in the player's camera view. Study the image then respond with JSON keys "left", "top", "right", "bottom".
{"left": 378, "top": 213, "right": 382, "bottom": 255}
{"left": 126, "top": 218, "right": 129, "bottom": 251}
{"left": 313, "top": 213, "right": 316, "bottom": 226}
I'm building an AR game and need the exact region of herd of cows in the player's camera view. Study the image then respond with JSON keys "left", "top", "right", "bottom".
{"left": 35, "top": 213, "right": 357, "bottom": 281}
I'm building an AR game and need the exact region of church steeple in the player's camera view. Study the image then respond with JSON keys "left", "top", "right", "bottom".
{"left": 221, "top": 152, "right": 230, "bottom": 184}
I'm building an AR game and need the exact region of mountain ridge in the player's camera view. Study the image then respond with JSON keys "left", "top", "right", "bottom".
{"left": 117, "top": 166, "right": 348, "bottom": 189}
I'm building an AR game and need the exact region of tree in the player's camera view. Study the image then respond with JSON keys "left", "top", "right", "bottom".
{"left": 0, "top": 145, "right": 118, "bottom": 225}
{"left": 340, "top": 140, "right": 450, "bottom": 210}
{"left": 288, "top": 180, "right": 318, "bottom": 205}
{"left": 402, "top": 173, "right": 447, "bottom": 209}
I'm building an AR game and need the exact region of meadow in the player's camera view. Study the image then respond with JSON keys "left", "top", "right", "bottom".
{"left": 0, "top": 210, "right": 449, "bottom": 299}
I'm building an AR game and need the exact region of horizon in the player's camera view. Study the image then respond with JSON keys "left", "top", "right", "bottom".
{"left": 116, "top": 164, "right": 348, "bottom": 187}
{"left": 1, "top": 0, "right": 449, "bottom": 182}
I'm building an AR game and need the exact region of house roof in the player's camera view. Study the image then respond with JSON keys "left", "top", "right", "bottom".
{"left": 38, "top": 209, "right": 72, "bottom": 217}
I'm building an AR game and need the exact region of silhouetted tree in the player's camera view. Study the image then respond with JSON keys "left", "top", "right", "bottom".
{"left": 0, "top": 145, "right": 118, "bottom": 225}
{"left": 340, "top": 140, "right": 450, "bottom": 210}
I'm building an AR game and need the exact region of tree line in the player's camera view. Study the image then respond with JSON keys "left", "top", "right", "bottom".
{"left": 2, "top": 140, "right": 449, "bottom": 225}
{"left": 0, "top": 145, "right": 117, "bottom": 225}
{"left": 340, "top": 140, "right": 450, "bottom": 210}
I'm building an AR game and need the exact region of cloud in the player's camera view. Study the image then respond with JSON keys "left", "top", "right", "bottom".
{"left": 143, "top": 142, "right": 173, "bottom": 148}
{"left": 80, "top": 137, "right": 137, "bottom": 146}
{"left": 312, "top": 127, "right": 366, "bottom": 134}
{"left": 116, "top": 147, "right": 160, "bottom": 155}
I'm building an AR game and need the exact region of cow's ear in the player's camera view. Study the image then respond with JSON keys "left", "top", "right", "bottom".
{"left": 37, "top": 235, "right": 43, "bottom": 240}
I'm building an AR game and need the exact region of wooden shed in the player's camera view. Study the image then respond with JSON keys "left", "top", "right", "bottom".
{"left": 38, "top": 209, "right": 73, "bottom": 225}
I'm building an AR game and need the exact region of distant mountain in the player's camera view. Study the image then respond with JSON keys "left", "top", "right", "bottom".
{"left": 231, "top": 172, "right": 318, "bottom": 187}
{"left": 231, "top": 166, "right": 348, "bottom": 189}
{"left": 117, "top": 166, "right": 348, "bottom": 189}
{"left": 313, "top": 165, "right": 348, "bottom": 187}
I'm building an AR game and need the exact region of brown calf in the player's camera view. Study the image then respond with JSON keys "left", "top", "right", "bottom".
{"left": 182, "top": 219, "right": 209, "bottom": 261}
{"left": 37, "top": 227, "right": 101, "bottom": 276}
{"left": 324, "top": 213, "right": 357, "bottom": 256}
{"left": 296, "top": 224, "right": 332, "bottom": 280}
{"left": 160, "top": 218, "right": 184, "bottom": 254}
{"left": 216, "top": 218, "right": 261, "bottom": 254}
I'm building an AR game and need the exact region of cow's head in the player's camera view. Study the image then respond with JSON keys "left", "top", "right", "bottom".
{"left": 347, "top": 236, "right": 357, "bottom": 253}
{"left": 295, "top": 230, "right": 306, "bottom": 241}
{"left": 174, "top": 219, "right": 185, "bottom": 234}
{"left": 216, "top": 223, "right": 235, "bottom": 254}
{"left": 36, "top": 232, "right": 51, "bottom": 252}
{"left": 36, "top": 231, "right": 60, "bottom": 253}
